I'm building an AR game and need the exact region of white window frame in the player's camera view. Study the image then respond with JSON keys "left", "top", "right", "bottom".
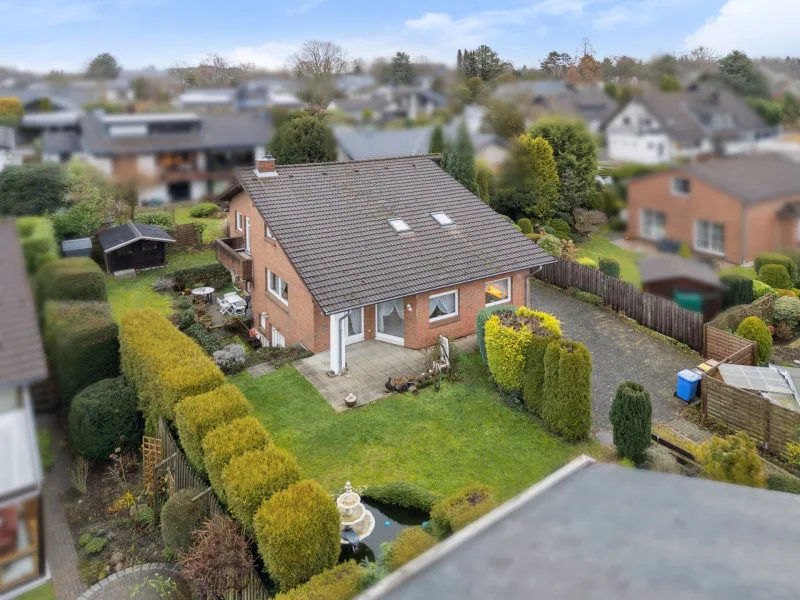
{"left": 640, "top": 209, "right": 666, "bottom": 241}
{"left": 235, "top": 210, "right": 242, "bottom": 232}
{"left": 267, "top": 269, "right": 289, "bottom": 305}
{"left": 388, "top": 218, "right": 411, "bottom": 233}
{"left": 430, "top": 212, "right": 454, "bottom": 226}
{"left": 485, "top": 277, "right": 511, "bottom": 307}
{"left": 693, "top": 220, "right": 725, "bottom": 256}
{"left": 428, "top": 289, "right": 459, "bottom": 322}
{"left": 670, "top": 177, "right": 691, "bottom": 197}
{"left": 271, "top": 326, "right": 285, "bottom": 348}
{"left": 265, "top": 220, "right": 274, "bottom": 239}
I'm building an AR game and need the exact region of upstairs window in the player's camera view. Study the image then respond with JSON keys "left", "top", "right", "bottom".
{"left": 267, "top": 269, "right": 288, "bottom": 304}
{"left": 265, "top": 222, "right": 274, "bottom": 239}
{"left": 388, "top": 218, "right": 411, "bottom": 233}
{"left": 671, "top": 177, "right": 691, "bottom": 196}
{"left": 235, "top": 211, "right": 242, "bottom": 231}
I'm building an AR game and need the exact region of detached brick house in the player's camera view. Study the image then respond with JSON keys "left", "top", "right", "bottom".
{"left": 627, "top": 154, "right": 800, "bottom": 265}
{"left": 217, "top": 155, "right": 553, "bottom": 373}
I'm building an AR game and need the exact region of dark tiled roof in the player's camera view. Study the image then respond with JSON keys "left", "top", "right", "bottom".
{"left": 681, "top": 154, "right": 800, "bottom": 204}
{"left": 42, "top": 130, "right": 80, "bottom": 154}
{"left": 235, "top": 156, "right": 554, "bottom": 314}
{"left": 639, "top": 255, "right": 725, "bottom": 289}
{"left": 97, "top": 222, "right": 175, "bottom": 252}
{"left": 0, "top": 220, "right": 48, "bottom": 386}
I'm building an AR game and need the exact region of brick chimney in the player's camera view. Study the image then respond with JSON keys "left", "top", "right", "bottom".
{"left": 254, "top": 155, "right": 277, "bottom": 178}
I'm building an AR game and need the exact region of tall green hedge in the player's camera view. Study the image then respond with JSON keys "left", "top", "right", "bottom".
{"left": 274, "top": 561, "right": 363, "bottom": 600}
{"left": 17, "top": 217, "right": 57, "bottom": 275}
{"left": 36, "top": 257, "right": 106, "bottom": 310}
{"left": 475, "top": 304, "right": 515, "bottom": 363}
{"left": 522, "top": 327, "right": 562, "bottom": 416}
{"left": 171, "top": 263, "right": 231, "bottom": 290}
{"left": 175, "top": 384, "right": 252, "bottom": 476}
{"left": 133, "top": 211, "right": 174, "bottom": 232}
{"left": 430, "top": 484, "right": 497, "bottom": 538}
{"left": 360, "top": 482, "right": 442, "bottom": 512}
{"left": 609, "top": 381, "right": 652, "bottom": 464}
{"left": 202, "top": 417, "right": 272, "bottom": 502}
{"left": 542, "top": 340, "right": 592, "bottom": 442}
{"left": 43, "top": 301, "right": 119, "bottom": 403}
{"left": 254, "top": 480, "right": 341, "bottom": 591}
{"left": 599, "top": 257, "right": 620, "bottom": 279}
{"left": 119, "top": 309, "right": 224, "bottom": 432}
{"left": 720, "top": 274, "right": 754, "bottom": 309}
{"left": 755, "top": 253, "right": 796, "bottom": 282}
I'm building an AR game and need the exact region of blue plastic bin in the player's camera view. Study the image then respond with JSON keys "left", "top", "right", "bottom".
{"left": 676, "top": 369, "right": 701, "bottom": 401}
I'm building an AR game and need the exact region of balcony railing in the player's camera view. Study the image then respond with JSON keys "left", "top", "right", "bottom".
{"left": 215, "top": 236, "right": 253, "bottom": 281}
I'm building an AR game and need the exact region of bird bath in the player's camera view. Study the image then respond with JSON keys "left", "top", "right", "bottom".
{"left": 337, "top": 482, "right": 375, "bottom": 552}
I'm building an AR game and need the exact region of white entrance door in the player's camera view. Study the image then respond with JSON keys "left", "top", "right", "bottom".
{"left": 271, "top": 326, "right": 285, "bottom": 348}
{"left": 245, "top": 216, "right": 251, "bottom": 253}
{"left": 346, "top": 308, "right": 364, "bottom": 345}
{"left": 375, "top": 299, "right": 405, "bottom": 345}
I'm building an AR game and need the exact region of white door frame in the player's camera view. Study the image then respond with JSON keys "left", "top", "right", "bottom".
{"left": 346, "top": 307, "right": 364, "bottom": 345}
{"left": 374, "top": 301, "right": 405, "bottom": 346}
{"left": 329, "top": 313, "right": 349, "bottom": 374}
{"left": 244, "top": 216, "right": 251, "bottom": 253}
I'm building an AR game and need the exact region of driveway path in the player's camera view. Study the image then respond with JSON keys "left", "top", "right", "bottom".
{"left": 529, "top": 282, "right": 698, "bottom": 430}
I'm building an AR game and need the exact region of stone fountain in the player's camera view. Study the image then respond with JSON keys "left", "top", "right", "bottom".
{"left": 337, "top": 481, "right": 375, "bottom": 552}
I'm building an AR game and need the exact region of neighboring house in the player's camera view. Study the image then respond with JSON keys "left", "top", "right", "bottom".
{"left": 360, "top": 456, "right": 800, "bottom": 600}
{"left": 327, "top": 95, "right": 393, "bottom": 122}
{"left": 41, "top": 111, "right": 274, "bottom": 204}
{"left": 0, "top": 220, "right": 49, "bottom": 599}
{"left": 756, "top": 133, "right": 800, "bottom": 162}
{"left": 335, "top": 74, "right": 377, "bottom": 95}
{"left": 97, "top": 222, "right": 175, "bottom": 274}
{"left": 236, "top": 80, "right": 303, "bottom": 110}
{"left": 602, "top": 83, "right": 777, "bottom": 164}
{"left": 216, "top": 155, "right": 553, "bottom": 374}
{"left": 328, "top": 86, "right": 448, "bottom": 123}
{"left": 176, "top": 88, "right": 237, "bottom": 110}
{"left": 0, "top": 127, "right": 20, "bottom": 172}
{"left": 626, "top": 154, "right": 800, "bottom": 264}
{"left": 639, "top": 254, "right": 726, "bottom": 321}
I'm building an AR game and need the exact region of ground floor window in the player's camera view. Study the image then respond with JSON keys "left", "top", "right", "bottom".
{"left": 429, "top": 290, "right": 458, "bottom": 321}
{"left": 485, "top": 277, "right": 511, "bottom": 306}
{"left": 271, "top": 326, "right": 285, "bottom": 348}
{"left": 694, "top": 220, "right": 724, "bottom": 255}
{"left": 0, "top": 496, "right": 43, "bottom": 595}
{"left": 641, "top": 209, "right": 666, "bottom": 240}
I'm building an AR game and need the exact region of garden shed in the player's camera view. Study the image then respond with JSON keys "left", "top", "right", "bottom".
{"left": 639, "top": 254, "right": 725, "bottom": 321}
{"left": 97, "top": 222, "right": 175, "bottom": 274}
{"left": 61, "top": 237, "right": 92, "bottom": 258}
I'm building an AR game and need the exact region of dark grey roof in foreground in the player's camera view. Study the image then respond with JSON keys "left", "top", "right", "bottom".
{"left": 0, "top": 220, "right": 48, "bottom": 386}
{"left": 639, "top": 254, "right": 725, "bottom": 289}
{"left": 681, "top": 153, "right": 800, "bottom": 204}
{"left": 97, "top": 222, "right": 175, "bottom": 252}
{"left": 232, "top": 156, "right": 553, "bottom": 314}
{"left": 364, "top": 459, "right": 800, "bottom": 600}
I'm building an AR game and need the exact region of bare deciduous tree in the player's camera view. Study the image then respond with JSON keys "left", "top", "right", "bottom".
{"left": 288, "top": 40, "right": 349, "bottom": 79}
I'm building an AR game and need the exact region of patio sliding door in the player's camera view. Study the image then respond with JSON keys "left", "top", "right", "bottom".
{"left": 346, "top": 308, "right": 364, "bottom": 345}
{"left": 375, "top": 299, "right": 404, "bottom": 345}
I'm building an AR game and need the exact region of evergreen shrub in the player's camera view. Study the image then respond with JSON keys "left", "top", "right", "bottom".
{"left": 759, "top": 264, "right": 792, "bottom": 290}
{"left": 609, "top": 381, "right": 652, "bottom": 464}
{"left": 697, "top": 432, "right": 766, "bottom": 488}
{"left": 160, "top": 488, "right": 208, "bottom": 552}
{"left": 172, "top": 263, "right": 231, "bottom": 290}
{"left": 274, "top": 561, "right": 363, "bottom": 600}
{"left": 17, "top": 217, "right": 57, "bottom": 274}
{"left": 774, "top": 295, "right": 800, "bottom": 330}
{"left": 36, "top": 258, "right": 106, "bottom": 310}
{"left": 734, "top": 316, "right": 772, "bottom": 363}
{"left": 189, "top": 202, "right": 219, "bottom": 218}
{"left": 541, "top": 340, "right": 592, "bottom": 441}
{"left": 599, "top": 257, "right": 620, "bottom": 279}
{"left": 516, "top": 218, "right": 533, "bottom": 234}
{"left": 386, "top": 527, "right": 437, "bottom": 572}
{"left": 361, "top": 482, "right": 441, "bottom": 512}
{"left": 430, "top": 484, "right": 496, "bottom": 538}
{"left": 720, "top": 274, "right": 754, "bottom": 308}
{"left": 475, "top": 304, "right": 515, "bottom": 363}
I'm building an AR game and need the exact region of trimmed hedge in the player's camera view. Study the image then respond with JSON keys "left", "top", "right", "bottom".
{"left": 17, "top": 217, "right": 57, "bottom": 275}
{"left": 36, "top": 258, "right": 106, "bottom": 310}
{"left": 386, "top": 527, "right": 437, "bottom": 572}
{"left": 521, "top": 322, "right": 562, "bottom": 416}
{"left": 175, "top": 385, "right": 252, "bottom": 476}
{"left": 576, "top": 257, "right": 598, "bottom": 269}
{"left": 430, "top": 484, "right": 497, "bottom": 538}
{"left": 536, "top": 233, "right": 561, "bottom": 257}
{"left": 759, "top": 264, "right": 792, "bottom": 290}
{"left": 189, "top": 202, "right": 220, "bottom": 218}
{"left": 547, "top": 218, "right": 571, "bottom": 240}
{"left": 172, "top": 263, "right": 231, "bottom": 290}
{"left": 541, "top": 340, "right": 592, "bottom": 442}
{"left": 599, "top": 257, "right": 620, "bottom": 279}
{"left": 516, "top": 218, "right": 533, "bottom": 234}
{"left": 134, "top": 211, "right": 174, "bottom": 232}
{"left": 774, "top": 295, "right": 800, "bottom": 330}
{"left": 609, "top": 381, "right": 652, "bottom": 464}
{"left": 767, "top": 473, "right": 800, "bottom": 495}
{"left": 43, "top": 301, "right": 119, "bottom": 403}
{"left": 119, "top": 309, "right": 224, "bottom": 432}
{"left": 755, "top": 253, "right": 795, "bottom": 281}
{"left": 720, "top": 274, "right": 754, "bottom": 309}
{"left": 160, "top": 488, "right": 208, "bottom": 552}
{"left": 475, "top": 304, "right": 515, "bottom": 363}
{"left": 485, "top": 307, "right": 561, "bottom": 392}
{"left": 202, "top": 417, "right": 272, "bottom": 502}
{"left": 68, "top": 377, "right": 141, "bottom": 460}
{"left": 223, "top": 446, "right": 301, "bottom": 531}
{"left": 275, "top": 561, "right": 363, "bottom": 600}
{"left": 254, "top": 480, "right": 341, "bottom": 590}
{"left": 360, "top": 482, "right": 442, "bottom": 512}
{"left": 735, "top": 316, "right": 772, "bottom": 364}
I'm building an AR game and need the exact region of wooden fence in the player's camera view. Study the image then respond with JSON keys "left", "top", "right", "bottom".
{"left": 155, "top": 419, "right": 270, "bottom": 600}
{"left": 703, "top": 325, "right": 756, "bottom": 364}
{"left": 174, "top": 223, "right": 201, "bottom": 247}
{"left": 535, "top": 259, "right": 704, "bottom": 351}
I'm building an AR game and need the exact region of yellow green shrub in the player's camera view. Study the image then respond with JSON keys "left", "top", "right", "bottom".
{"left": 485, "top": 306, "right": 561, "bottom": 391}
{"left": 0, "top": 97, "right": 23, "bottom": 117}
{"left": 698, "top": 432, "right": 766, "bottom": 488}
{"left": 430, "top": 484, "right": 497, "bottom": 537}
{"left": 386, "top": 526, "right": 437, "bottom": 572}
{"left": 254, "top": 480, "right": 341, "bottom": 590}
{"left": 275, "top": 561, "right": 363, "bottom": 600}
{"left": 223, "top": 446, "right": 300, "bottom": 530}
{"left": 202, "top": 417, "right": 272, "bottom": 502}
{"left": 119, "top": 309, "right": 224, "bottom": 432}
{"left": 175, "top": 385, "right": 252, "bottom": 476}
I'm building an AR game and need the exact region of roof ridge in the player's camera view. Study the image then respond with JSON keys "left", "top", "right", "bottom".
{"left": 127, "top": 220, "right": 141, "bottom": 238}
{"left": 237, "top": 154, "right": 440, "bottom": 172}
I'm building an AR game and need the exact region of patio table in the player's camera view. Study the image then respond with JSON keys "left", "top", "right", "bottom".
{"left": 191, "top": 286, "right": 215, "bottom": 304}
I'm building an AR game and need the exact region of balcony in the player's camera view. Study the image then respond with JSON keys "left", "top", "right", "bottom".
{"left": 215, "top": 236, "right": 253, "bottom": 281}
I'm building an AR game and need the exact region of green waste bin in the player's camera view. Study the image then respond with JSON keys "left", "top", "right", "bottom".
{"left": 673, "top": 290, "right": 703, "bottom": 313}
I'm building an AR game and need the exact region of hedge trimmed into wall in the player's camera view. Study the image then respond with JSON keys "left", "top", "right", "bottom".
{"left": 119, "top": 309, "right": 224, "bottom": 432}
{"left": 475, "top": 304, "right": 515, "bottom": 364}
{"left": 720, "top": 274, "right": 753, "bottom": 309}
{"left": 542, "top": 340, "right": 592, "bottom": 442}
{"left": 202, "top": 416, "right": 273, "bottom": 503}
{"left": 254, "top": 480, "right": 341, "bottom": 591}
{"left": 485, "top": 307, "right": 561, "bottom": 391}
{"left": 134, "top": 211, "right": 175, "bottom": 233}
{"left": 521, "top": 325, "right": 562, "bottom": 416}
{"left": 223, "top": 446, "right": 301, "bottom": 531}
{"left": 430, "top": 484, "right": 497, "bottom": 538}
{"left": 386, "top": 527, "right": 437, "bottom": 572}
{"left": 17, "top": 217, "right": 57, "bottom": 275}
{"left": 67, "top": 377, "right": 141, "bottom": 460}
{"left": 172, "top": 263, "right": 231, "bottom": 290}
{"left": 175, "top": 384, "right": 252, "bottom": 476}
{"left": 274, "top": 561, "right": 363, "bottom": 600}
{"left": 360, "top": 482, "right": 442, "bottom": 512}
{"left": 36, "top": 257, "right": 106, "bottom": 310}
{"left": 43, "top": 301, "right": 119, "bottom": 403}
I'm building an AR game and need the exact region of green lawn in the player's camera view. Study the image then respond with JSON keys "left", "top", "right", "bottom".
{"left": 18, "top": 582, "right": 56, "bottom": 600}
{"left": 173, "top": 204, "right": 226, "bottom": 243}
{"left": 231, "top": 352, "right": 590, "bottom": 501}
{"left": 576, "top": 231, "right": 645, "bottom": 287}
{"left": 718, "top": 265, "right": 757, "bottom": 280}
{"left": 106, "top": 249, "right": 217, "bottom": 321}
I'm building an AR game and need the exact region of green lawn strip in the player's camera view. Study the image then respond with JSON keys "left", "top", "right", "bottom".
{"left": 18, "top": 582, "right": 56, "bottom": 600}
{"left": 718, "top": 265, "right": 757, "bottom": 280}
{"left": 106, "top": 249, "right": 217, "bottom": 322}
{"left": 173, "top": 205, "right": 226, "bottom": 243}
{"left": 231, "top": 352, "right": 581, "bottom": 501}
{"left": 576, "top": 232, "right": 644, "bottom": 287}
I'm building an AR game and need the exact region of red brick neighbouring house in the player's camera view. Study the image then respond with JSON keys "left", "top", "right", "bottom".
{"left": 216, "top": 155, "right": 553, "bottom": 373}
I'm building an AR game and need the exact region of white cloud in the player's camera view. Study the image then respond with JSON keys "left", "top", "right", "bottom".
{"left": 684, "top": 0, "right": 800, "bottom": 56}
{"left": 286, "top": 0, "right": 327, "bottom": 16}
{"left": 593, "top": 0, "right": 688, "bottom": 31}
{"left": 229, "top": 42, "right": 302, "bottom": 71}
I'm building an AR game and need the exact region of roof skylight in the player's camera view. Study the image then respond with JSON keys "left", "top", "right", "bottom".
{"left": 431, "top": 212, "right": 454, "bottom": 226}
{"left": 388, "top": 218, "right": 411, "bottom": 233}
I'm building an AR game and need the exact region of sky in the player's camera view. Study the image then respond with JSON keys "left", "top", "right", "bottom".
{"left": 1, "top": 0, "right": 798, "bottom": 73}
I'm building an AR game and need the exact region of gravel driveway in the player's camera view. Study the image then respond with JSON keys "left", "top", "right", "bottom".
{"left": 529, "top": 282, "right": 699, "bottom": 430}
